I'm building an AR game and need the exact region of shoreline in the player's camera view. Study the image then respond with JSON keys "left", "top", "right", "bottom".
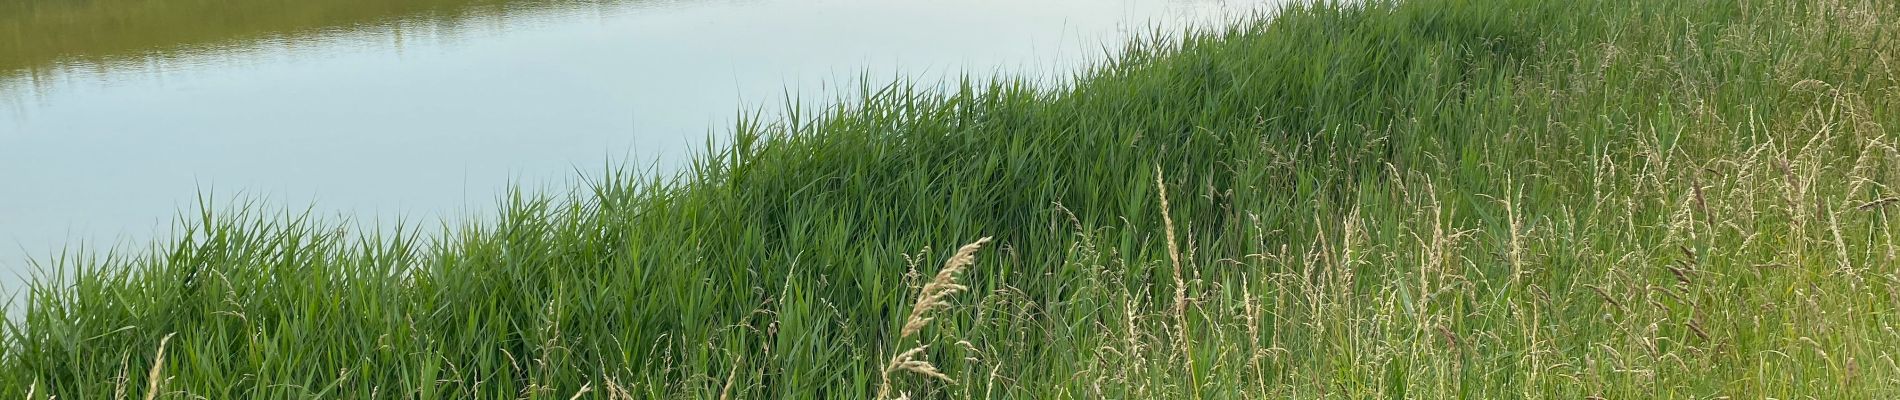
{"left": 7, "top": 0, "right": 1899, "bottom": 397}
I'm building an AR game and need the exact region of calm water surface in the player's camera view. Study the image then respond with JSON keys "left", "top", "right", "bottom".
{"left": 0, "top": 0, "right": 1275, "bottom": 293}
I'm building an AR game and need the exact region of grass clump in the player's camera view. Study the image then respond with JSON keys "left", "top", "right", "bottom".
{"left": 4, "top": 0, "right": 1900, "bottom": 398}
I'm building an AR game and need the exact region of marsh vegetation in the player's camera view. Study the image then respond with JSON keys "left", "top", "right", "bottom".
{"left": 5, "top": 0, "right": 1899, "bottom": 398}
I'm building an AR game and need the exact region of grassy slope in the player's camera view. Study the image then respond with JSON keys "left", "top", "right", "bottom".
{"left": 5, "top": 0, "right": 1899, "bottom": 398}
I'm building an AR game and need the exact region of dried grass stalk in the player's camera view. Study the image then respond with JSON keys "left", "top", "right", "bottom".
{"left": 878, "top": 237, "right": 993, "bottom": 399}
{"left": 144, "top": 333, "right": 176, "bottom": 400}
{"left": 901, "top": 237, "right": 993, "bottom": 338}
{"left": 1155, "top": 165, "right": 1199, "bottom": 397}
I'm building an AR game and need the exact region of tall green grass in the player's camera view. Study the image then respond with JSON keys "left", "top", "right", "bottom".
{"left": 5, "top": 0, "right": 1899, "bottom": 397}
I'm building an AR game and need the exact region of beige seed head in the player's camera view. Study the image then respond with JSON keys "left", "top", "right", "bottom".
{"left": 901, "top": 237, "right": 992, "bottom": 338}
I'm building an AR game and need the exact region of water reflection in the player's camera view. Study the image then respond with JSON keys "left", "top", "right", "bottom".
{"left": 1, "top": 0, "right": 683, "bottom": 101}
{"left": 0, "top": 0, "right": 1275, "bottom": 292}
{"left": 5, "top": 0, "right": 640, "bottom": 76}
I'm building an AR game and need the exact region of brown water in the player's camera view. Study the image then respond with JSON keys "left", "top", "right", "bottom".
{"left": 0, "top": 0, "right": 1276, "bottom": 291}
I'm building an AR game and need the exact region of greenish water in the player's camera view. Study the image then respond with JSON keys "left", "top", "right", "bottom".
{"left": 0, "top": 0, "right": 1274, "bottom": 290}
{"left": 0, "top": 0, "right": 605, "bottom": 78}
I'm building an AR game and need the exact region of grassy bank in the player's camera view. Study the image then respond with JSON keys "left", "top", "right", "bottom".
{"left": 5, "top": 0, "right": 1898, "bottom": 397}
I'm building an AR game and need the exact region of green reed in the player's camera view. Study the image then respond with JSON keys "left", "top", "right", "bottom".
{"left": 5, "top": 0, "right": 1898, "bottom": 398}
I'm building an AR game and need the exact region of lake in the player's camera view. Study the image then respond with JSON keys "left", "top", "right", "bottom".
{"left": 0, "top": 0, "right": 1274, "bottom": 294}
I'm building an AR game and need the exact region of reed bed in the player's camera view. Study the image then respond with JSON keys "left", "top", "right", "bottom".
{"left": 4, "top": 0, "right": 1898, "bottom": 397}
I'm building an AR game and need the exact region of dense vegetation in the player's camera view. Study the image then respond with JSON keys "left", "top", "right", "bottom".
{"left": 6, "top": 0, "right": 1898, "bottom": 397}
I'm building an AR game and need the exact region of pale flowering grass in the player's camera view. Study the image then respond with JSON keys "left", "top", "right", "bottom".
{"left": 878, "top": 237, "right": 991, "bottom": 399}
